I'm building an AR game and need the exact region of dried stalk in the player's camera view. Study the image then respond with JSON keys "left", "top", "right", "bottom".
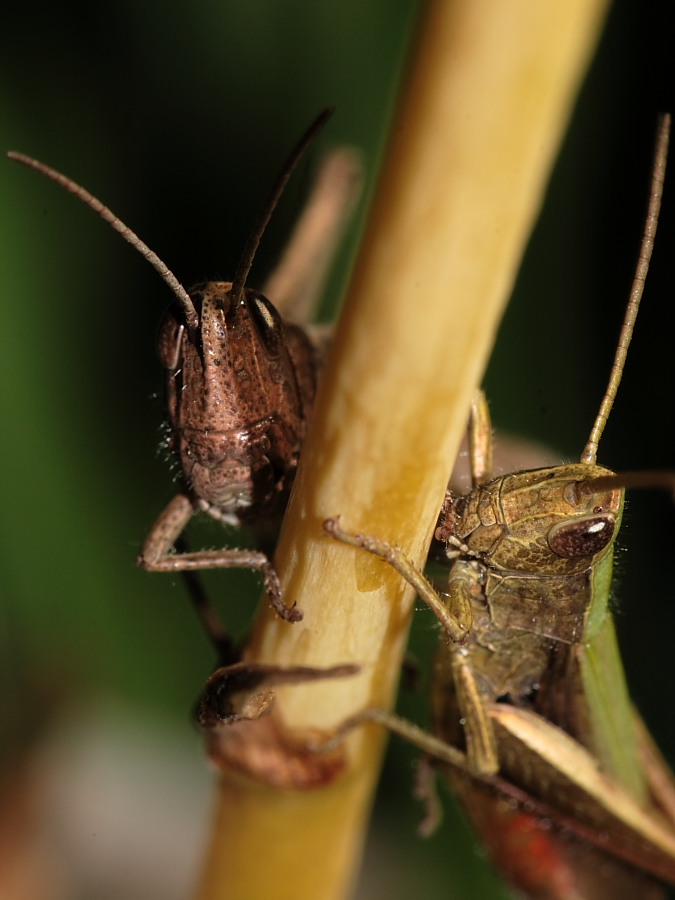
{"left": 195, "top": 2, "right": 610, "bottom": 899}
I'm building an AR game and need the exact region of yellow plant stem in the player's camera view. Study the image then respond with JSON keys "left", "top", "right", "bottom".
{"left": 196, "top": 1, "right": 610, "bottom": 899}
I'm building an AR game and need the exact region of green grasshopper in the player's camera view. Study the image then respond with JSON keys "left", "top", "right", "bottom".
{"left": 324, "top": 114, "right": 675, "bottom": 899}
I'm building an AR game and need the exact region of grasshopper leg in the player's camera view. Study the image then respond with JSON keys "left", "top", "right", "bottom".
{"left": 138, "top": 492, "right": 301, "bottom": 622}
{"left": 324, "top": 519, "right": 499, "bottom": 775}
{"left": 450, "top": 644, "right": 499, "bottom": 775}
{"left": 323, "top": 517, "right": 472, "bottom": 643}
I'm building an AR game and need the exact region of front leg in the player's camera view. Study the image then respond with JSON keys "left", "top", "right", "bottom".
{"left": 138, "top": 492, "right": 301, "bottom": 622}
{"left": 323, "top": 517, "right": 472, "bottom": 643}
{"left": 324, "top": 518, "right": 498, "bottom": 774}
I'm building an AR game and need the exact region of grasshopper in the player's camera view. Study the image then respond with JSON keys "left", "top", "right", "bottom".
{"left": 9, "top": 110, "right": 360, "bottom": 629}
{"left": 324, "top": 114, "right": 675, "bottom": 898}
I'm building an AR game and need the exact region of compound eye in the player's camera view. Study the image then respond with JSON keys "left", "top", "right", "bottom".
{"left": 547, "top": 515, "right": 615, "bottom": 559}
{"left": 157, "top": 306, "right": 185, "bottom": 370}
{"left": 249, "top": 293, "right": 283, "bottom": 358}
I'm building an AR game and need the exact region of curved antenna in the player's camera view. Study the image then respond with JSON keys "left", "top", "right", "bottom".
{"left": 577, "top": 470, "right": 675, "bottom": 498}
{"left": 581, "top": 113, "right": 670, "bottom": 464}
{"left": 229, "top": 107, "right": 334, "bottom": 304}
{"left": 7, "top": 151, "right": 199, "bottom": 331}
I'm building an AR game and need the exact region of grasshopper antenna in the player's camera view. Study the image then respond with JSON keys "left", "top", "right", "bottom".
{"left": 575, "top": 469, "right": 675, "bottom": 499}
{"left": 229, "top": 107, "right": 334, "bottom": 305}
{"left": 7, "top": 150, "right": 200, "bottom": 332}
{"left": 581, "top": 113, "right": 670, "bottom": 465}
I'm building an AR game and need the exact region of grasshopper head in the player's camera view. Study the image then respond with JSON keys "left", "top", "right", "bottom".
{"left": 158, "top": 280, "right": 287, "bottom": 374}
{"left": 539, "top": 464, "right": 624, "bottom": 561}
{"left": 466, "top": 464, "right": 624, "bottom": 577}
{"left": 158, "top": 281, "right": 316, "bottom": 519}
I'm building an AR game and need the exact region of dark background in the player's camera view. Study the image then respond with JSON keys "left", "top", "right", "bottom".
{"left": 1, "top": 2, "right": 674, "bottom": 898}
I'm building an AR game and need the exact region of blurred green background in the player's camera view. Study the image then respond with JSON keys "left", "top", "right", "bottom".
{"left": 1, "top": 2, "right": 674, "bottom": 898}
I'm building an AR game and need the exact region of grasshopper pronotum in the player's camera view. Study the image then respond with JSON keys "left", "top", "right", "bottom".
{"left": 325, "top": 115, "right": 675, "bottom": 898}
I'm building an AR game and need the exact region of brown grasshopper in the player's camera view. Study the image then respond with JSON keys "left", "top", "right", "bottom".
{"left": 10, "top": 110, "right": 360, "bottom": 628}
{"left": 325, "top": 115, "right": 675, "bottom": 898}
